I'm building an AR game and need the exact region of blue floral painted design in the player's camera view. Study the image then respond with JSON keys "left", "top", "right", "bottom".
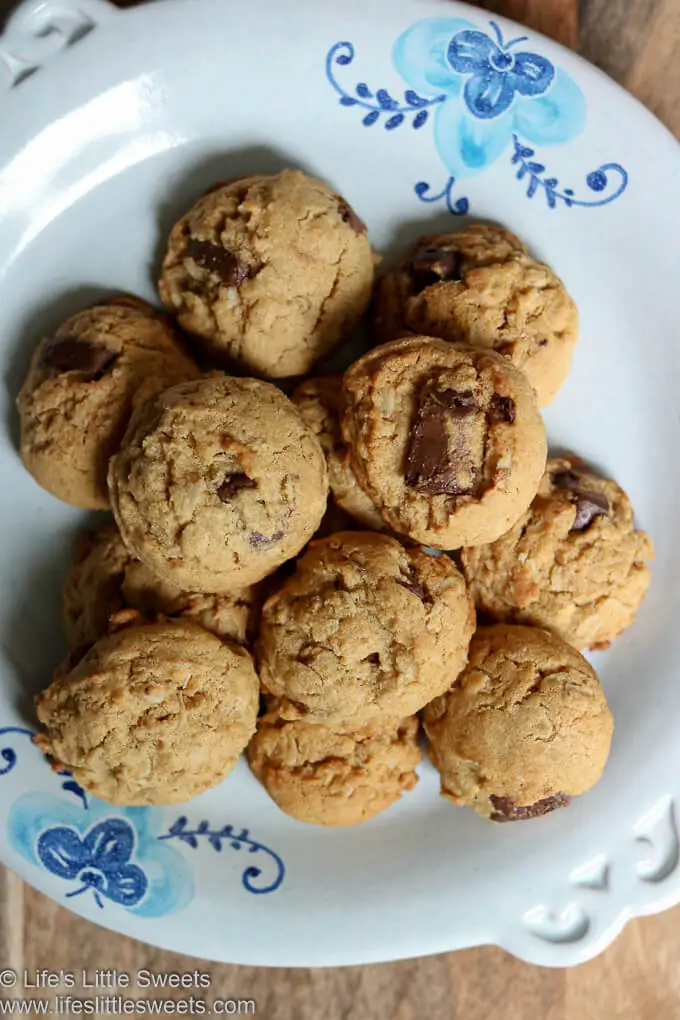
{"left": 394, "top": 17, "right": 586, "bottom": 182}
{"left": 511, "top": 135, "right": 628, "bottom": 208}
{"left": 3, "top": 724, "right": 286, "bottom": 917}
{"left": 326, "top": 16, "right": 628, "bottom": 213}
{"left": 446, "top": 21, "right": 553, "bottom": 120}
{"left": 9, "top": 793, "right": 195, "bottom": 917}
{"left": 37, "top": 818, "right": 148, "bottom": 909}
{"left": 159, "top": 816, "right": 285, "bottom": 895}
{"left": 0, "top": 726, "right": 34, "bottom": 776}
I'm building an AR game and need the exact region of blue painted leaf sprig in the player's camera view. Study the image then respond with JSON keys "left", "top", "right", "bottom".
{"left": 327, "top": 42, "right": 445, "bottom": 130}
{"left": 158, "top": 816, "right": 285, "bottom": 895}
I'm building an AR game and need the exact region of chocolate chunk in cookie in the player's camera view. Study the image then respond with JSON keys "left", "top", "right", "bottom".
{"left": 410, "top": 244, "right": 463, "bottom": 294}
{"left": 489, "top": 394, "right": 516, "bottom": 425}
{"left": 552, "top": 469, "right": 610, "bottom": 531}
{"left": 337, "top": 198, "right": 367, "bottom": 235}
{"left": 41, "top": 337, "right": 118, "bottom": 380}
{"left": 489, "top": 792, "right": 572, "bottom": 822}
{"left": 216, "top": 473, "right": 257, "bottom": 503}
{"left": 250, "top": 529, "right": 284, "bottom": 549}
{"left": 405, "top": 386, "right": 479, "bottom": 496}
{"left": 186, "top": 239, "right": 252, "bottom": 286}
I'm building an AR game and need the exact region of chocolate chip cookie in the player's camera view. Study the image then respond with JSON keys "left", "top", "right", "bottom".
{"left": 159, "top": 170, "right": 374, "bottom": 378}
{"left": 258, "top": 531, "right": 475, "bottom": 726}
{"left": 248, "top": 700, "right": 421, "bottom": 826}
{"left": 461, "top": 457, "right": 654, "bottom": 650}
{"left": 423, "top": 624, "right": 613, "bottom": 821}
{"left": 108, "top": 374, "right": 328, "bottom": 592}
{"left": 341, "top": 336, "right": 547, "bottom": 549}
{"left": 292, "top": 376, "right": 384, "bottom": 530}
{"left": 35, "top": 619, "right": 259, "bottom": 806}
{"left": 17, "top": 297, "right": 199, "bottom": 509}
{"left": 62, "top": 523, "right": 259, "bottom": 661}
{"left": 373, "top": 224, "right": 578, "bottom": 406}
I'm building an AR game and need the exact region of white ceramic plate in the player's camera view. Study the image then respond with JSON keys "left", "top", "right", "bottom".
{"left": 0, "top": 0, "right": 679, "bottom": 969}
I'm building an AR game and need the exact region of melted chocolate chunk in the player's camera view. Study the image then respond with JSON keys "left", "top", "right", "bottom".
{"left": 552, "top": 469, "right": 610, "bottom": 532}
{"left": 490, "top": 793, "right": 572, "bottom": 822}
{"left": 551, "top": 469, "right": 582, "bottom": 491}
{"left": 40, "top": 337, "right": 118, "bottom": 380}
{"left": 250, "top": 530, "right": 284, "bottom": 548}
{"left": 363, "top": 652, "right": 380, "bottom": 665}
{"left": 571, "top": 491, "right": 610, "bottom": 532}
{"left": 405, "top": 388, "right": 479, "bottom": 496}
{"left": 398, "top": 578, "right": 433, "bottom": 604}
{"left": 337, "top": 198, "right": 367, "bottom": 235}
{"left": 216, "top": 473, "right": 256, "bottom": 503}
{"left": 489, "top": 394, "right": 516, "bottom": 425}
{"left": 410, "top": 244, "right": 464, "bottom": 294}
{"left": 186, "top": 239, "right": 252, "bottom": 286}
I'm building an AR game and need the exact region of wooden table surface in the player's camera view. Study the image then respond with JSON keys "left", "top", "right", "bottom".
{"left": 1, "top": 1, "right": 679, "bottom": 1017}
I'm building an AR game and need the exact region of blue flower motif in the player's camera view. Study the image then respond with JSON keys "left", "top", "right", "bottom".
{"left": 393, "top": 17, "right": 586, "bottom": 179}
{"left": 9, "top": 794, "right": 194, "bottom": 918}
{"left": 37, "top": 819, "right": 148, "bottom": 910}
{"left": 447, "top": 24, "right": 553, "bottom": 119}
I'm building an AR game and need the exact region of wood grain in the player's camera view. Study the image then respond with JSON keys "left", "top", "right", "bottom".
{"left": 472, "top": 0, "right": 579, "bottom": 48}
{"left": 2, "top": 1, "right": 680, "bottom": 1017}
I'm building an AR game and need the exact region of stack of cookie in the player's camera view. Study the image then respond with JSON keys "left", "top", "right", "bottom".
{"left": 18, "top": 169, "right": 652, "bottom": 825}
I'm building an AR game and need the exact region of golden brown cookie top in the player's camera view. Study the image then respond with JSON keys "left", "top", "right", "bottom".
{"left": 108, "top": 373, "right": 329, "bottom": 593}
{"left": 35, "top": 619, "right": 259, "bottom": 806}
{"left": 17, "top": 297, "right": 199, "bottom": 509}
{"left": 158, "top": 169, "right": 374, "bottom": 378}
{"left": 342, "top": 336, "right": 546, "bottom": 549}
{"left": 373, "top": 223, "right": 578, "bottom": 407}
{"left": 257, "top": 531, "right": 475, "bottom": 726}
{"left": 423, "top": 623, "right": 613, "bottom": 821}
{"left": 248, "top": 702, "right": 421, "bottom": 826}
{"left": 461, "top": 457, "right": 654, "bottom": 650}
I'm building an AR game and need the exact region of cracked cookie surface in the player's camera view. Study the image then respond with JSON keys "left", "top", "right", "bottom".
{"left": 159, "top": 170, "right": 375, "bottom": 378}
{"left": 108, "top": 374, "right": 329, "bottom": 592}
{"left": 461, "top": 457, "right": 654, "bottom": 650}
{"left": 62, "top": 523, "right": 259, "bottom": 660}
{"left": 248, "top": 701, "right": 421, "bottom": 826}
{"left": 423, "top": 623, "right": 613, "bottom": 821}
{"left": 341, "top": 336, "right": 546, "bottom": 549}
{"left": 257, "top": 531, "right": 475, "bottom": 726}
{"left": 292, "top": 376, "right": 384, "bottom": 530}
{"left": 373, "top": 223, "right": 578, "bottom": 407}
{"left": 35, "top": 619, "right": 259, "bottom": 805}
{"left": 17, "top": 296, "right": 199, "bottom": 509}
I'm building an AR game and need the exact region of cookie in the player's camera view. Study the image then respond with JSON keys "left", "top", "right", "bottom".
{"left": 17, "top": 296, "right": 199, "bottom": 509}
{"left": 461, "top": 457, "right": 654, "bottom": 650}
{"left": 342, "top": 336, "right": 547, "bottom": 549}
{"left": 423, "top": 624, "right": 613, "bottom": 821}
{"left": 62, "top": 523, "right": 132, "bottom": 661}
{"left": 35, "top": 619, "right": 259, "bottom": 806}
{"left": 373, "top": 224, "right": 578, "bottom": 406}
{"left": 292, "top": 376, "right": 384, "bottom": 530}
{"left": 62, "top": 523, "right": 259, "bottom": 660}
{"left": 122, "top": 560, "right": 260, "bottom": 645}
{"left": 158, "top": 170, "right": 374, "bottom": 378}
{"left": 108, "top": 374, "right": 329, "bottom": 593}
{"left": 248, "top": 701, "right": 421, "bottom": 826}
{"left": 257, "top": 531, "right": 475, "bottom": 726}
